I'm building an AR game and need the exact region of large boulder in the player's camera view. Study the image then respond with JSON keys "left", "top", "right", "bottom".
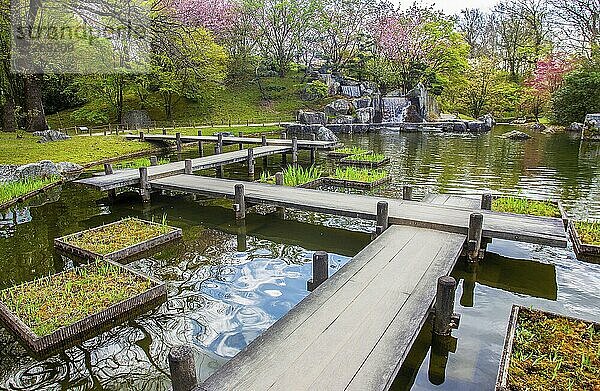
{"left": 478, "top": 114, "right": 496, "bottom": 129}
{"left": 15, "top": 160, "right": 60, "bottom": 180}
{"left": 298, "top": 111, "right": 326, "bottom": 125}
{"left": 316, "top": 126, "right": 339, "bottom": 142}
{"left": 324, "top": 99, "right": 352, "bottom": 117}
{"left": 501, "top": 130, "right": 531, "bottom": 140}
{"left": 567, "top": 122, "right": 585, "bottom": 132}
{"left": 530, "top": 122, "right": 546, "bottom": 131}
{"left": 355, "top": 107, "right": 374, "bottom": 124}
{"left": 467, "top": 120, "right": 493, "bottom": 132}
{"left": 352, "top": 97, "right": 372, "bottom": 109}
{"left": 32, "top": 130, "right": 70, "bottom": 143}
{"left": 585, "top": 113, "right": 600, "bottom": 132}
{"left": 0, "top": 165, "right": 18, "bottom": 183}
{"left": 331, "top": 115, "right": 354, "bottom": 124}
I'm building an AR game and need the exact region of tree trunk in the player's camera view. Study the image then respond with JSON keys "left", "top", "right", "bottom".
{"left": 2, "top": 96, "right": 17, "bottom": 132}
{"left": 23, "top": 74, "right": 47, "bottom": 131}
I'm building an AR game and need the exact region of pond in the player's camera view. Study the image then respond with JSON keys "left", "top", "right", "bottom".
{"left": 0, "top": 125, "right": 599, "bottom": 390}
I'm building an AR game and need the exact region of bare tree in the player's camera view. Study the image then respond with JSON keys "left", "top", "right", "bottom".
{"left": 549, "top": 0, "right": 600, "bottom": 56}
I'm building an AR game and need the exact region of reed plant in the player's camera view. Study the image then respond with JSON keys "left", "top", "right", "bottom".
{"left": 344, "top": 152, "right": 387, "bottom": 163}
{"left": 0, "top": 176, "right": 60, "bottom": 204}
{"left": 574, "top": 220, "right": 600, "bottom": 246}
{"left": 331, "top": 167, "right": 388, "bottom": 183}
{"left": 63, "top": 218, "right": 173, "bottom": 255}
{"left": 492, "top": 197, "right": 561, "bottom": 218}
{"left": 332, "top": 146, "right": 369, "bottom": 155}
{"left": 0, "top": 261, "right": 152, "bottom": 336}
{"left": 282, "top": 165, "right": 322, "bottom": 186}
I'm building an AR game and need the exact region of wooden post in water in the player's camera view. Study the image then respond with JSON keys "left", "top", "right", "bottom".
{"left": 139, "top": 167, "right": 150, "bottom": 203}
{"left": 262, "top": 135, "right": 268, "bottom": 167}
{"left": 238, "top": 131, "right": 244, "bottom": 150}
{"left": 275, "top": 172, "right": 284, "bottom": 185}
{"left": 307, "top": 251, "right": 328, "bottom": 291}
{"left": 150, "top": 156, "right": 158, "bottom": 166}
{"left": 247, "top": 148, "right": 255, "bottom": 178}
{"left": 234, "top": 184, "right": 246, "bottom": 220}
{"left": 104, "top": 164, "right": 116, "bottom": 201}
{"left": 292, "top": 137, "right": 298, "bottom": 167}
{"left": 168, "top": 346, "right": 198, "bottom": 391}
{"left": 217, "top": 133, "right": 224, "bottom": 153}
{"left": 310, "top": 133, "right": 316, "bottom": 165}
{"left": 403, "top": 185, "right": 413, "bottom": 201}
{"left": 467, "top": 213, "right": 484, "bottom": 262}
{"left": 162, "top": 127, "right": 167, "bottom": 135}
{"left": 281, "top": 131, "right": 287, "bottom": 139}
{"left": 376, "top": 201, "right": 389, "bottom": 234}
{"left": 215, "top": 141, "right": 224, "bottom": 177}
{"left": 481, "top": 193, "right": 492, "bottom": 210}
{"left": 184, "top": 159, "right": 192, "bottom": 174}
{"left": 197, "top": 130, "right": 204, "bottom": 157}
{"left": 176, "top": 132, "right": 182, "bottom": 152}
{"left": 433, "top": 276, "right": 459, "bottom": 336}
{"left": 139, "top": 131, "right": 144, "bottom": 141}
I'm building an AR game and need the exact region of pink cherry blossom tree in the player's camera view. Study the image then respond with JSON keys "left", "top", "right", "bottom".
{"left": 525, "top": 54, "right": 574, "bottom": 118}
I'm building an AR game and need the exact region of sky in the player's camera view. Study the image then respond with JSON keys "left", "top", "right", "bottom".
{"left": 399, "top": 0, "right": 498, "bottom": 15}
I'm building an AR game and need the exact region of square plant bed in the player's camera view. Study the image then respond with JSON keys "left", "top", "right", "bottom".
{"left": 55, "top": 217, "right": 182, "bottom": 261}
{"left": 340, "top": 152, "right": 390, "bottom": 168}
{"left": 492, "top": 196, "right": 568, "bottom": 228}
{"left": 568, "top": 220, "right": 600, "bottom": 261}
{"left": 0, "top": 260, "right": 166, "bottom": 358}
{"left": 327, "top": 147, "right": 371, "bottom": 159}
{"left": 496, "top": 305, "right": 599, "bottom": 390}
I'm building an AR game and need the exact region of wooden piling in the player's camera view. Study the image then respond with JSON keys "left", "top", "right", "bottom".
{"left": 281, "top": 131, "right": 287, "bottom": 139}
{"left": 403, "top": 185, "right": 413, "bottom": 201}
{"left": 275, "top": 172, "right": 284, "bottom": 185}
{"left": 433, "top": 276, "right": 458, "bottom": 336}
{"left": 307, "top": 251, "right": 329, "bottom": 291}
{"left": 168, "top": 345, "right": 198, "bottom": 391}
{"left": 218, "top": 133, "right": 224, "bottom": 153}
{"left": 162, "top": 127, "right": 167, "bottom": 135}
{"left": 481, "top": 193, "right": 492, "bottom": 210}
{"left": 139, "top": 167, "right": 150, "bottom": 203}
{"left": 150, "top": 156, "right": 158, "bottom": 166}
{"left": 184, "top": 159, "right": 192, "bottom": 174}
{"left": 376, "top": 201, "right": 389, "bottom": 232}
{"left": 310, "top": 133, "right": 316, "bottom": 165}
{"left": 139, "top": 131, "right": 144, "bottom": 141}
{"left": 467, "top": 213, "right": 484, "bottom": 262}
{"left": 234, "top": 184, "right": 246, "bottom": 220}
{"left": 176, "top": 132, "right": 182, "bottom": 152}
{"left": 238, "top": 131, "right": 244, "bottom": 150}
{"left": 247, "top": 148, "right": 255, "bottom": 177}
{"left": 197, "top": 130, "right": 204, "bottom": 157}
{"left": 292, "top": 137, "right": 298, "bottom": 166}
{"left": 104, "top": 164, "right": 116, "bottom": 201}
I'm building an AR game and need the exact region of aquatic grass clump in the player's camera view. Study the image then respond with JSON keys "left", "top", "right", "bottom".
{"left": 62, "top": 218, "right": 173, "bottom": 255}
{"left": 573, "top": 220, "right": 600, "bottom": 246}
{"left": 331, "top": 167, "right": 388, "bottom": 183}
{"left": 344, "top": 152, "right": 387, "bottom": 163}
{"left": 113, "top": 157, "right": 169, "bottom": 170}
{"left": 0, "top": 176, "right": 60, "bottom": 205}
{"left": 508, "top": 308, "right": 600, "bottom": 390}
{"left": 492, "top": 197, "right": 561, "bottom": 218}
{"left": 0, "top": 262, "right": 152, "bottom": 336}
{"left": 332, "top": 147, "right": 369, "bottom": 155}
{"left": 282, "top": 165, "right": 322, "bottom": 186}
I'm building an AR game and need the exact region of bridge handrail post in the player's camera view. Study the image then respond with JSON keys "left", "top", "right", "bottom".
{"left": 307, "top": 251, "right": 328, "bottom": 291}
{"left": 168, "top": 345, "right": 198, "bottom": 391}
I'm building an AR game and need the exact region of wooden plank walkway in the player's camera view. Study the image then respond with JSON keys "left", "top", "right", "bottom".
{"left": 150, "top": 175, "right": 567, "bottom": 247}
{"left": 124, "top": 134, "right": 337, "bottom": 149}
{"left": 74, "top": 146, "right": 291, "bottom": 191}
{"left": 422, "top": 194, "right": 481, "bottom": 209}
{"left": 200, "top": 225, "right": 466, "bottom": 391}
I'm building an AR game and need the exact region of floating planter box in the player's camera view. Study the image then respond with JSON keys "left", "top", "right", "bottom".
{"left": 340, "top": 153, "right": 390, "bottom": 168}
{"left": 327, "top": 148, "right": 371, "bottom": 159}
{"left": 299, "top": 176, "right": 391, "bottom": 190}
{"left": 55, "top": 217, "right": 182, "bottom": 261}
{"left": 496, "top": 305, "right": 600, "bottom": 391}
{"left": 568, "top": 220, "right": 600, "bottom": 261}
{"left": 492, "top": 196, "right": 568, "bottom": 229}
{"left": 0, "top": 260, "right": 166, "bottom": 358}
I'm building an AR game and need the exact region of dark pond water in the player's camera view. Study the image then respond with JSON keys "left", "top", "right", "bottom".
{"left": 0, "top": 125, "right": 599, "bottom": 390}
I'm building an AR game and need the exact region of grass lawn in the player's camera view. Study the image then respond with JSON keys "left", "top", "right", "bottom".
{"left": 0, "top": 133, "right": 153, "bottom": 166}
{"left": 0, "top": 176, "right": 61, "bottom": 204}
{"left": 0, "top": 261, "right": 152, "bottom": 336}
{"left": 508, "top": 308, "right": 599, "bottom": 390}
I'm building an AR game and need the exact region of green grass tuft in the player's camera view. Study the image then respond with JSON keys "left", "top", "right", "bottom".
{"left": 574, "top": 221, "right": 600, "bottom": 246}
{"left": 259, "top": 165, "right": 322, "bottom": 186}
{"left": 0, "top": 176, "right": 60, "bottom": 205}
{"left": 492, "top": 197, "right": 561, "bottom": 218}
{"left": 0, "top": 261, "right": 152, "bottom": 336}
{"left": 112, "top": 157, "right": 170, "bottom": 170}
{"left": 344, "top": 152, "right": 387, "bottom": 163}
{"left": 332, "top": 147, "right": 369, "bottom": 155}
{"left": 331, "top": 167, "right": 388, "bottom": 183}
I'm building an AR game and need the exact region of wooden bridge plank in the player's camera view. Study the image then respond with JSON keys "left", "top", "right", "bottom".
{"left": 423, "top": 194, "right": 481, "bottom": 209}
{"left": 150, "top": 175, "right": 567, "bottom": 247}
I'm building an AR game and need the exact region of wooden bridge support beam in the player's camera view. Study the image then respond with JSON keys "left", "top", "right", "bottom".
{"left": 376, "top": 201, "right": 389, "bottom": 236}
{"left": 292, "top": 137, "right": 298, "bottom": 167}
{"left": 247, "top": 148, "right": 255, "bottom": 178}
{"left": 139, "top": 167, "right": 151, "bottom": 203}
{"left": 467, "top": 213, "right": 484, "bottom": 262}
{"left": 234, "top": 184, "right": 246, "bottom": 220}
{"left": 481, "top": 193, "right": 492, "bottom": 210}
{"left": 310, "top": 133, "right": 316, "bottom": 165}
{"left": 433, "top": 276, "right": 460, "bottom": 336}
{"left": 403, "top": 185, "right": 413, "bottom": 201}
{"left": 176, "top": 132, "right": 182, "bottom": 152}
{"left": 184, "top": 159, "right": 192, "bottom": 175}
{"left": 168, "top": 346, "right": 198, "bottom": 391}
{"left": 162, "top": 127, "right": 167, "bottom": 135}
{"left": 139, "top": 131, "right": 144, "bottom": 141}
{"left": 197, "top": 130, "right": 204, "bottom": 157}
{"left": 104, "top": 163, "right": 116, "bottom": 201}
{"left": 307, "top": 251, "right": 328, "bottom": 291}
{"left": 150, "top": 156, "right": 158, "bottom": 166}
{"left": 238, "top": 132, "right": 244, "bottom": 150}
{"left": 262, "top": 135, "right": 268, "bottom": 167}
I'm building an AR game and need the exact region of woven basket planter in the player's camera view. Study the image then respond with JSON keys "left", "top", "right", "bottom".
{"left": 54, "top": 217, "right": 182, "bottom": 261}
{"left": 0, "top": 261, "right": 167, "bottom": 358}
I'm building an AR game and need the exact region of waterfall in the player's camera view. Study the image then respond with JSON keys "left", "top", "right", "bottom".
{"left": 341, "top": 85, "right": 361, "bottom": 98}
{"left": 382, "top": 97, "right": 411, "bottom": 123}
